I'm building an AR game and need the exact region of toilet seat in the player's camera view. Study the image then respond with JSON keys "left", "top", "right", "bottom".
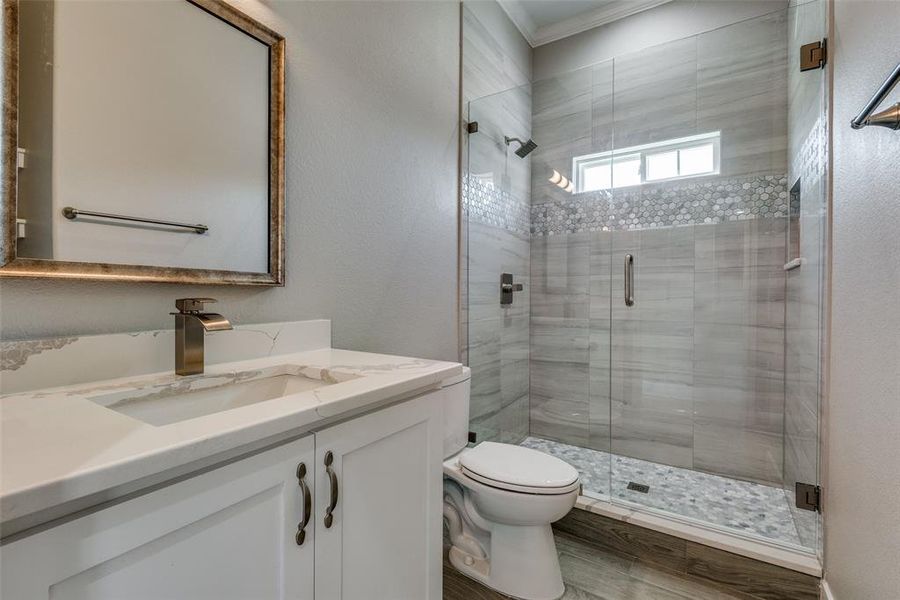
{"left": 458, "top": 442, "right": 580, "bottom": 495}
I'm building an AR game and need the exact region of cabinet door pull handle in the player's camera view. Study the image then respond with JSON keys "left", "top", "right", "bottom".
{"left": 295, "top": 462, "right": 312, "bottom": 545}
{"left": 324, "top": 451, "right": 339, "bottom": 528}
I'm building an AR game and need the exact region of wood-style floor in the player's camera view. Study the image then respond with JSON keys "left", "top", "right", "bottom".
{"left": 444, "top": 531, "right": 761, "bottom": 600}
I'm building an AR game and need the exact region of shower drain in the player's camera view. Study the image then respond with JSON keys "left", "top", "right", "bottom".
{"left": 627, "top": 481, "right": 650, "bottom": 494}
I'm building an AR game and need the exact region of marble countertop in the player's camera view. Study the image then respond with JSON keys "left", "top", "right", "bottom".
{"left": 0, "top": 347, "right": 461, "bottom": 532}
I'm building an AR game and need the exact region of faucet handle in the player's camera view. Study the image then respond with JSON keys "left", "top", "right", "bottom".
{"left": 175, "top": 298, "right": 218, "bottom": 313}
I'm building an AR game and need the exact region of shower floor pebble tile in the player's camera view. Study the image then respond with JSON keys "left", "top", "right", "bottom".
{"left": 521, "top": 437, "right": 803, "bottom": 548}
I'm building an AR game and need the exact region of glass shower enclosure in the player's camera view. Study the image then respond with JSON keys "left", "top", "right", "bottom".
{"left": 463, "top": 1, "right": 828, "bottom": 555}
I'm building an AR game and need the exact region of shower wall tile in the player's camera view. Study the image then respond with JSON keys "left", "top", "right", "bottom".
{"left": 608, "top": 227, "right": 696, "bottom": 469}
{"left": 609, "top": 328, "right": 695, "bottom": 468}
{"left": 530, "top": 232, "right": 590, "bottom": 318}
{"left": 588, "top": 356, "right": 611, "bottom": 452}
{"left": 465, "top": 220, "right": 530, "bottom": 444}
{"left": 498, "top": 393, "right": 529, "bottom": 445}
{"left": 530, "top": 355, "right": 590, "bottom": 447}
{"left": 613, "top": 37, "right": 698, "bottom": 150}
{"left": 530, "top": 232, "right": 590, "bottom": 446}
{"left": 693, "top": 269, "right": 786, "bottom": 329}
{"left": 591, "top": 60, "right": 615, "bottom": 155}
{"left": 468, "top": 85, "right": 533, "bottom": 203}
{"left": 692, "top": 420, "right": 784, "bottom": 487}
{"left": 692, "top": 364, "right": 785, "bottom": 434}
{"left": 461, "top": 3, "right": 530, "bottom": 105}
{"left": 468, "top": 316, "right": 501, "bottom": 441}
{"left": 533, "top": 219, "right": 788, "bottom": 485}
{"left": 588, "top": 233, "right": 612, "bottom": 452}
{"left": 692, "top": 218, "right": 787, "bottom": 486}
{"left": 697, "top": 10, "right": 788, "bottom": 177}
{"left": 530, "top": 67, "right": 593, "bottom": 207}
{"left": 693, "top": 217, "right": 787, "bottom": 269}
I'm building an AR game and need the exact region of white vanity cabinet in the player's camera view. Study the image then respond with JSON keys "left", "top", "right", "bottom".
{"left": 0, "top": 391, "right": 443, "bottom": 600}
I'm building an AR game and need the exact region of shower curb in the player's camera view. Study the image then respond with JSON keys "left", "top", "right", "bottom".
{"left": 557, "top": 500, "right": 821, "bottom": 600}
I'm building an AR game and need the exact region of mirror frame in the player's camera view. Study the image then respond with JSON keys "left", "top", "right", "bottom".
{"left": 0, "top": 0, "right": 285, "bottom": 285}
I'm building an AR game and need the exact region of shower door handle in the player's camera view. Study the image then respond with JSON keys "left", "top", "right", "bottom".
{"left": 624, "top": 254, "right": 634, "bottom": 307}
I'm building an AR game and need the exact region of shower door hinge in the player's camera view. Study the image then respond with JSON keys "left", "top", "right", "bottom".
{"left": 800, "top": 39, "right": 827, "bottom": 72}
{"left": 467, "top": 121, "right": 479, "bottom": 134}
{"left": 795, "top": 482, "right": 821, "bottom": 512}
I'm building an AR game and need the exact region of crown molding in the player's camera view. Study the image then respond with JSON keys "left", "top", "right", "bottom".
{"left": 498, "top": 0, "right": 674, "bottom": 48}
{"left": 496, "top": 0, "right": 539, "bottom": 46}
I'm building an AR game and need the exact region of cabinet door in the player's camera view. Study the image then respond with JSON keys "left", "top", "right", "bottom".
{"left": 314, "top": 391, "right": 443, "bottom": 600}
{"left": 1, "top": 436, "right": 315, "bottom": 600}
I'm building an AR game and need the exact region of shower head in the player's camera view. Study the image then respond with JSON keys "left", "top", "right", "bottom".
{"left": 504, "top": 136, "right": 538, "bottom": 158}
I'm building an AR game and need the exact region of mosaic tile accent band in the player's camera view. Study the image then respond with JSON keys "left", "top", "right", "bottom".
{"left": 531, "top": 173, "right": 789, "bottom": 236}
{"left": 462, "top": 175, "right": 531, "bottom": 236}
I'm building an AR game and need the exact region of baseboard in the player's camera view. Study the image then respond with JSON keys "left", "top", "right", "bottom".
{"left": 820, "top": 579, "right": 835, "bottom": 600}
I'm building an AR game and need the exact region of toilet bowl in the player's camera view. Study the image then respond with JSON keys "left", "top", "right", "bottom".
{"left": 440, "top": 369, "right": 580, "bottom": 600}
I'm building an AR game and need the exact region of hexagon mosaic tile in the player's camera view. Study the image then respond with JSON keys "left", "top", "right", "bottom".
{"left": 531, "top": 173, "right": 789, "bottom": 236}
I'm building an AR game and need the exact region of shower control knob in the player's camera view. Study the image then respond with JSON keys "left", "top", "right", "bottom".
{"left": 500, "top": 273, "right": 524, "bottom": 305}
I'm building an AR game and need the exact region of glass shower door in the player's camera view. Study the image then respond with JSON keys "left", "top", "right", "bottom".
{"left": 604, "top": 4, "right": 826, "bottom": 553}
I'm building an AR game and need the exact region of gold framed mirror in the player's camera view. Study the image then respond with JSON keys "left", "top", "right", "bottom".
{"left": 1, "top": 0, "right": 285, "bottom": 285}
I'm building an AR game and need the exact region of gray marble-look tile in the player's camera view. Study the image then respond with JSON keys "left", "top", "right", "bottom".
{"left": 614, "top": 37, "right": 698, "bottom": 150}
{"left": 590, "top": 60, "right": 615, "bottom": 155}
{"left": 693, "top": 323, "right": 785, "bottom": 383}
{"left": 693, "top": 217, "right": 787, "bottom": 271}
{"left": 530, "top": 359, "right": 590, "bottom": 448}
{"left": 530, "top": 66, "right": 592, "bottom": 207}
{"left": 468, "top": 86, "right": 533, "bottom": 203}
{"left": 692, "top": 368, "right": 785, "bottom": 435}
{"left": 693, "top": 269, "right": 786, "bottom": 329}
{"left": 698, "top": 9, "right": 788, "bottom": 178}
{"left": 692, "top": 420, "right": 784, "bottom": 486}
{"left": 462, "top": 4, "right": 530, "bottom": 104}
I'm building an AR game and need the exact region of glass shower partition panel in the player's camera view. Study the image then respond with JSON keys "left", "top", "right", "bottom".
{"left": 464, "top": 85, "right": 533, "bottom": 446}
{"left": 784, "top": 0, "right": 827, "bottom": 557}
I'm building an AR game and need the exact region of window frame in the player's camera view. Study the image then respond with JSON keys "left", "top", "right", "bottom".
{"left": 573, "top": 131, "right": 721, "bottom": 193}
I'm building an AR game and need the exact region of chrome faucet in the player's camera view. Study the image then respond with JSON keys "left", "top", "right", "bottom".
{"left": 172, "top": 298, "right": 233, "bottom": 376}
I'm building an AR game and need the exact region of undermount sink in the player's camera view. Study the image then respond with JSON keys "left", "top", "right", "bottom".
{"left": 89, "top": 368, "right": 349, "bottom": 427}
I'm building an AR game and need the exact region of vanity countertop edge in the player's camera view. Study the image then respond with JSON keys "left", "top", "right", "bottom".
{"left": 0, "top": 347, "right": 462, "bottom": 534}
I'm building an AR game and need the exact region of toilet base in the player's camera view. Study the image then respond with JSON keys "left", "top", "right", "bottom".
{"left": 447, "top": 522, "right": 565, "bottom": 600}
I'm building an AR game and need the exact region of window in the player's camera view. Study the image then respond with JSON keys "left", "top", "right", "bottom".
{"left": 573, "top": 132, "right": 720, "bottom": 193}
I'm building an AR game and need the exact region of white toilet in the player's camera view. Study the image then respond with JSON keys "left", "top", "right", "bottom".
{"left": 441, "top": 368, "right": 580, "bottom": 600}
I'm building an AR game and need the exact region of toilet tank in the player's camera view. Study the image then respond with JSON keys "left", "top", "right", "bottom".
{"left": 441, "top": 367, "right": 471, "bottom": 458}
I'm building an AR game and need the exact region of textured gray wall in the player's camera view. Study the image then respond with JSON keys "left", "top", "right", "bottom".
{"left": 0, "top": 1, "right": 460, "bottom": 362}
{"left": 826, "top": 0, "right": 900, "bottom": 597}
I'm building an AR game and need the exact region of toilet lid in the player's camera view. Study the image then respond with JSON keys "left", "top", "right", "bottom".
{"left": 459, "top": 442, "right": 579, "bottom": 494}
